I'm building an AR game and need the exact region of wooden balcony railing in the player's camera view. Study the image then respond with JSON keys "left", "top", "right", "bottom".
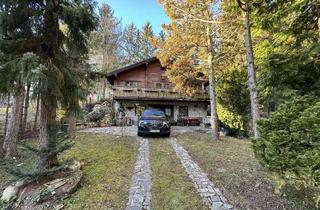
{"left": 111, "top": 86, "right": 209, "bottom": 100}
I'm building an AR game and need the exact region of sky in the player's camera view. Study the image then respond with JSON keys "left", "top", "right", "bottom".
{"left": 97, "top": 0, "right": 170, "bottom": 34}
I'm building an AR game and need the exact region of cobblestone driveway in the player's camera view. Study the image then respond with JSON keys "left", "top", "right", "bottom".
{"left": 80, "top": 126, "right": 231, "bottom": 210}
{"left": 80, "top": 126, "right": 211, "bottom": 137}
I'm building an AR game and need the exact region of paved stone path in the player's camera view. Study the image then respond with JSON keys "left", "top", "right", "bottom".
{"left": 126, "top": 137, "right": 152, "bottom": 210}
{"left": 169, "top": 137, "right": 233, "bottom": 210}
{"left": 80, "top": 126, "right": 211, "bottom": 137}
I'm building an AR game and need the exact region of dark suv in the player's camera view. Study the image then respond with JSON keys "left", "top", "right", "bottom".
{"left": 137, "top": 109, "right": 171, "bottom": 137}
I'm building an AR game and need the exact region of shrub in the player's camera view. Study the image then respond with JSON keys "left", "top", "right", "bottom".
{"left": 86, "top": 105, "right": 107, "bottom": 126}
{"left": 252, "top": 95, "right": 320, "bottom": 206}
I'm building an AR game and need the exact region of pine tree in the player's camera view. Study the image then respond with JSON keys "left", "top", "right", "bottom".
{"left": 120, "top": 22, "right": 159, "bottom": 64}
{"left": 141, "top": 22, "right": 156, "bottom": 58}
{"left": 222, "top": 0, "right": 261, "bottom": 137}
{"left": 237, "top": 0, "right": 260, "bottom": 138}
{"left": 0, "top": 53, "right": 37, "bottom": 158}
{"left": 33, "top": 93, "right": 40, "bottom": 131}
{"left": 90, "top": 3, "right": 122, "bottom": 99}
{"left": 0, "top": 0, "right": 97, "bottom": 169}
{"left": 20, "top": 84, "right": 31, "bottom": 137}
{"left": 3, "top": 89, "right": 24, "bottom": 157}
{"left": 121, "top": 23, "right": 146, "bottom": 63}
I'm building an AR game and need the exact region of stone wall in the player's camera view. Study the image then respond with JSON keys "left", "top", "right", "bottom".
{"left": 113, "top": 100, "right": 209, "bottom": 126}
{"left": 173, "top": 104, "right": 209, "bottom": 124}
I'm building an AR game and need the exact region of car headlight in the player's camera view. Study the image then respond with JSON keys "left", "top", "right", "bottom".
{"left": 139, "top": 121, "right": 146, "bottom": 127}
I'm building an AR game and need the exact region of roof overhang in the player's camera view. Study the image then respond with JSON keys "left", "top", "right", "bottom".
{"left": 106, "top": 57, "right": 159, "bottom": 84}
{"left": 113, "top": 97, "right": 210, "bottom": 104}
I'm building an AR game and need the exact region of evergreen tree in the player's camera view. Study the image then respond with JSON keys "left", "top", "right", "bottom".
{"left": 120, "top": 23, "right": 145, "bottom": 63}
{"left": 252, "top": 0, "right": 320, "bottom": 105}
{"left": 90, "top": 3, "right": 122, "bottom": 99}
{"left": 0, "top": 0, "right": 97, "bottom": 169}
{"left": 120, "top": 22, "right": 158, "bottom": 64}
{"left": 224, "top": 0, "right": 261, "bottom": 138}
{"left": 140, "top": 22, "right": 156, "bottom": 58}
{"left": 214, "top": 1, "right": 251, "bottom": 135}
{"left": 20, "top": 84, "right": 31, "bottom": 137}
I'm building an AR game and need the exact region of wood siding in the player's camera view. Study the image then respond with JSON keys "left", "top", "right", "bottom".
{"left": 115, "top": 62, "right": 171, "bottom": 89}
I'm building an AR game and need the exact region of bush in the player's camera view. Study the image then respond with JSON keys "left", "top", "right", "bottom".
{"left": 86, "top": 105, "right": 107, "bottom": 126}
{"left": 252, "top": 95, "right": 320, "bottom": 206}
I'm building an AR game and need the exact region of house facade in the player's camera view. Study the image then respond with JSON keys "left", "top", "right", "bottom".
{"left": 106, "top": 57, "right": 210, "bottom": 126}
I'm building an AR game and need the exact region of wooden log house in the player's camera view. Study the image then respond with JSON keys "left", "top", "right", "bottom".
{"left": 106, "top": 57, "right": 211, "bottom": 126}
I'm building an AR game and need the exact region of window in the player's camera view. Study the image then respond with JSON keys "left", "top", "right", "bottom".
{"left": 178, "top": 106, "right": 188, "bottom": 117}
{"left": 124, "top": 81, "right": 140, "bottom": 88}
{"left": 154, "top": 82, "right": 171, "bottom": 89}
{"left": 161, "top": 73, "right": 167, "bottom": 80}
{"left": 163, "top": 83, "right": 171, "bottom": 89}
{"left": 155, "top": 82, "right": 162, "bottom": 89}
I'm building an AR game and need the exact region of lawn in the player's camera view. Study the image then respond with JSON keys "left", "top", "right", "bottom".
{"left": 0, "top": 133, "right": 138, "bottom": 210}
{"left": 149, "top": 138, "right": 208, "bottom": 210}
{"left": 1, "top": 132, "right": 315, "bottom": 210}
{"left": 0, "top": 140, "right": 36, "bottom": 191}
{"left": 63, "top": 133, "right": 138, "bottom": 209}
{"left": 176, "top": 133, "right": 313, "bottom": 210}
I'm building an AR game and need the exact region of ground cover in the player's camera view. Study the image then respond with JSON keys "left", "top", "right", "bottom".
{"left": 149, "top": 137, "right": 208, "bottom": 210}
{"left": 0, "top": 133, "right": 138, "bottom": 210}
{"left": 176, "top": 133, "right": 312, "bottom": 210}
{"left": 63, "top": 133, "right": 138, "bottom": 209}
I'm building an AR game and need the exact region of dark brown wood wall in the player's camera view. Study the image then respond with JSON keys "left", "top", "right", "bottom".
{"left": 115, "top": 61, "right": 171, "bottom": 89}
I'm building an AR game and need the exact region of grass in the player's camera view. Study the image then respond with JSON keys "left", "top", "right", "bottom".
{"left": 0, "top": 140, "right": 37, "bottom": 191}
{"left": 0, "top": 133, "right": 138, "bottom": 210}
{"left": 176, "top": 133, "right": 312, "bottom": 210}
{"left": 63, "top": 133, "right": 138, "bottom": 209}
{"left": 149, "top": 138, "right": 208, "bottom": 210}
{"left": 0, "top": 139, "right": 37, "bottom": 209}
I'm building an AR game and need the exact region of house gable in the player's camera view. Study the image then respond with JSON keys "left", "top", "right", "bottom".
{"left": 107, "top": 57, "right": 170, "bottom": 89}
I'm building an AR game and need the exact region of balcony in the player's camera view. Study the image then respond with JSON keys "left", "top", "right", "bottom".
{"left": 111, "top": 86, "right": 209, "bottom": 101}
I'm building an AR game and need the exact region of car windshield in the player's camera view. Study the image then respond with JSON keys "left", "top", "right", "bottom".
{"left": 142, "top": 110, "right": 165, "bottom": 117}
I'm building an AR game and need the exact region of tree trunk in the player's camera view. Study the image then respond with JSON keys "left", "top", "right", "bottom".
{"left": 18, "top": 87, "right": 25, "bottom": 138}
{"left": 3, "top": 89, "right": 24, "bottom": 158}
{"left": 37, "top": 98, "right": 58, "bottom": 169}
{"left": 206, "top": 26, "right": 219, "bottom": 140}
{"left": 20, "top": 85, "right": 30, "bottom": 137}
{"left": 4, "top": 94, "right": 10, "bottom": 137}
{"left": 1, "top": 94, "right": 10, "bottom": 158}
{"left": 243, "top": 9, "right": 260, "bottom": 138}
{"left": 68, "top": 111, "right": 77, "bottom": 138}
{"left": 33, "top": 93, "right": 40, "bottom": 131}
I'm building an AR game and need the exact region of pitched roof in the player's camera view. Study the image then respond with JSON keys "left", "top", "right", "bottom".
{"left": 107, "top": 57, "right": 158, "bottom": 77}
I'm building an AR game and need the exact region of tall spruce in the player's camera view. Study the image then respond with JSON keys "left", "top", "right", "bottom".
{"left": 90, "top": 3, "right": 122, "bottom": 99}
{"left": 141, "top": 22, "right": 156, "bottom": 58}
{"left": 0, "top": 0, "right": 97, "bottom": 168}
{"left": 20, "top": 84, "right": 31, "bottom": 137}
